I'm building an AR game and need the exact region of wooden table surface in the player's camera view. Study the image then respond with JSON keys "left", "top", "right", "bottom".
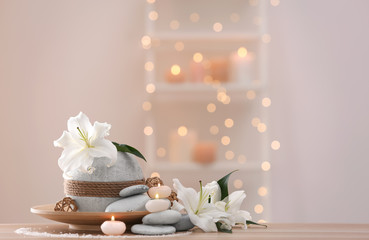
{"left": 1, "top": 223, "right": 369, "bottom": 240}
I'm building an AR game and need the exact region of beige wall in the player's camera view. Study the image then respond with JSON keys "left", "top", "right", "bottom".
{"left": 0, "top": 0, "right": 369, "bottom": 224}
{"left": 0, "top": 0, "right": 146, "bottom": 223}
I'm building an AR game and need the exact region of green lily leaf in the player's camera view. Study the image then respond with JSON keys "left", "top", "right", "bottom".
{"left": 216, "top": 222, "right": 232, "bottom": 233}
{"left": 246, "top": 220, "right": 267, "bottom": 228}
{"left": 217, "top": 170, "right": 238, "bottom": 200}
{"left": 112, "top": 142, "right": 147, "bottom": 162}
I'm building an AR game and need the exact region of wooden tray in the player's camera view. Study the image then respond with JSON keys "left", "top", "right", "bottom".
{"left": 31, "top": 204, "right": 149, "bottom": 231}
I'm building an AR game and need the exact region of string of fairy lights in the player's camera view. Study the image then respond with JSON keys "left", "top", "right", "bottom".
{"left": 141, "top": 0, "right": 281, "bottom": 223}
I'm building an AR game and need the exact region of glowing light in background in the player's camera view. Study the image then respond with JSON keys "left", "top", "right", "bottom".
{"left": 262, "top": 34, "right": 271, "bottom": 43}
{"left": 189, "top": 12, "right": 200, "bottom": 22}
{"left": 258, "top": 219, "right": 267, "bottom": 224}
{"left": 246, "top": 90, "right": 256, "bottom": 100}
{"left": 141, "top": 35, "right": 151, "bottom": 49}
{"left": 251, "top": 117, "right": 261, "bottom": 127}
{"left": 146, "top": 83, "right": 156, "bottom": 93}
{"left": 171, "top": 64, "right": 181, "bottom": 75}
{"left": 213, "top": 22, "right": 223, "bottom": 32}
{"left": 225, "top": 150, "right": 235, "bottom": 160}
{"left": 257, "top": 123, "right": 267, "bottom": 133}
{"left": 254, "top": 204, "right": 264, "bottom": 214}
{"left": 177, "top": 126, "right": 188, "bottom": 136}
{"left": 156, "top": 147, "right": 166, "bottom": 158}
{"left": 148, "top": 11, "right": 158, "bottom": 21}
{"left": 221, "top": 136, "right": 231, "bottom": 146}
{"left": 209, "top": 125, "right": 219, "bottom": 135}
{"left": 203, "top": 75, "right": 213, "bottom": 84}
{"left": 142, "top": 101, "right": 152, "bottom": 111}
{"left": 145, "top": 61, "right": 154, "bottom": 71}
{"left": 262, "top": 97, "right": 271, "bottom": 107}
{"left": 261, "top": 161, "right": 271, "bottom": 171}
{"left": 224, "top": 118, "right": 234, "bottom": 128}
{"left": 170, "top": 20, "right": 180, "bottom": 30}
{"left": 237, "top": 47, "right": 248, "bottom": 58}
{"left": 271, "top": 140, "right": 280, "bottom": 150}
{"left": 151, "top": 172, "right": 160, "bottom": 178}
{"left": 193, "top": 53, "right": 203, "bottom": 63}
{"left": 270, "top": 0, "right": 280, "bottom": 7}
{"left": 249, "top": 0, "right": 259, "bottom": 6}
{"left": 217, "top": 92, "right": 227, "bottom": 102}
{"left": 258, "top": 186, "right": 268, "bottom": 196}
{"left": 253, "top": 16, "right": 262, "bottom": 26}
{"left": 207, "top": 103, "right": 216, "bottom": 113}
{"left": 144, "top": 126, "right": 153, "bottom": 136}
{"left": 230, "top": 13, "right": 240, "bottom": 23}
{"left": 238, "top": 154, "right": 246, "bottom": 164}
{"left": 233, "top": 179, "right": 243, "bottom": 189}
{"left": 174, "top": 41, "right": 184, "bottom": 51}
{"left": 222, "top": 96, "right": 231, "bottom": 104}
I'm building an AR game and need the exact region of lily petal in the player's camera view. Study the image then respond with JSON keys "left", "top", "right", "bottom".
{"left": 58, "top": 146, "right": 88, "bottom": 173}
{"left": 90, "top": 121, "right": 111, "bottom": 142}
{"left": 188, "top": 211, "right": 217, "bottom": 232}
{"left": 227, "top": 190, "right": 246, "bottom": 213}
{"left": 89, "top": 139, "right": 117, "bottom": 167}
{"left": 67, "top": 112, "right": 93, "bottom": 137}
{"left": 173, "top": 178, "right": 199, "bottom": 212}
{"left": 171, "top": 200, "right": 184, "bottom": 212}
{"left": 204, "top": 181, "right": 221, "bottom": 203}
{"left": 53, "top": 131, "right": 82, "bottom": 148}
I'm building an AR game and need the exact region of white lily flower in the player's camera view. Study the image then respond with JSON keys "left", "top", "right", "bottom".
{"left": 173, "top": 178, "right": 229, "bottom": 232}
{"left": 54, "top": 112, "right": 117, "bottom": 174}
{"left": 215, "top": 190, "right": 251, "bottom": 228}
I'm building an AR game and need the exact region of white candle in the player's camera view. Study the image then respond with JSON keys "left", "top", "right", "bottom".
{"left": 190, "top": 61, "right": 205, "bottom": 83}
{"left": 229, "top": 48, "right": 253, "bottom": 84}
{"left": 101, "top": 216, "right": 126, "bottom": 236}
{"left": 148, "top": 184, "right": 172, "bottom": 198}
{"left": 145, "top": 194, "right": 171, "bottom": 213}
{"left": 169, "top": 130, "right": 198, "bottom": 163}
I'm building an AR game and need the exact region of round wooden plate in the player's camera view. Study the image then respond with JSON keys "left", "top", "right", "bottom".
{"left": 31, "top": 204, "right": 149, "bottom": 231}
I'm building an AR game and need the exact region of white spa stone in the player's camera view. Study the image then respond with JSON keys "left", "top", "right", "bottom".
{"left": 119, "top": 185, "right": 149, "bottom": 198}
{"left": 65, "top": 152, "right": 144, "bottom": 212}
{"left": 145, "top": 199, "right": 171, "bottom": 213}
{"left": 172, "top": 214, "right": 195, "bottom": 232}
{"left": 142, "top": 210, "right": 181, "bottom": 225}
{"left": 130, "top": 224, "right": 176, "bottom": 235}
{"left": 105, "top": 194, "right": 150, "bottom": 212}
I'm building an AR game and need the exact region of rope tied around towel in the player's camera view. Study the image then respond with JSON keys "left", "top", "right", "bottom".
{"left": 64, "top": 179, "right": 145, "bottom": 198}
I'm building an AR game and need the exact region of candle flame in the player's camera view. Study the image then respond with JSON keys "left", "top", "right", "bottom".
{"left": 158, "top": 183, "right": 161, "bottom": 187}
{"left": 155, "top": 193, "right": 159, "bottom": 199}
{"left": 111, "top": 216, "right": 115, "bottom": 221}
{"left": 171, "top": 65, "right": 181, "bottom": 75}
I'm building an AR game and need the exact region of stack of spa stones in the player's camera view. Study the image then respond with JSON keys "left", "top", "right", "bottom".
{"left": 130, "top": 177, "right": 194, "bottom": 235}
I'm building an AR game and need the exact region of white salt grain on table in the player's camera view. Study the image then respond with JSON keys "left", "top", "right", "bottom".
{"left": 15, "top": 227, "right": 192, "bottom": 239}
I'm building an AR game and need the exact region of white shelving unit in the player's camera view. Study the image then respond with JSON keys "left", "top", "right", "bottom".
{"left": 142, "top": 0, "right": 270, "bottom": 222}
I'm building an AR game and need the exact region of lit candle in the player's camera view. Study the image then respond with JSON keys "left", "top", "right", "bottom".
{"left": 229, "top": 47, "right": 253, "bottom": 84}
{"left": 210, "top": 57, "right": 229, "bottom": 82}
{"left": 192, "top": 141, "right": 217, "bottom": 164}
{"left": 190, "top": 53, "right": 205, "bottom": 82}
{"left": 101, "top": 216, "right": 126, "bottom": 235}
{"left": 166, "top": 64, "right": 185, "bottom": 83}
{"left": 168, "top": 129, "right": 198, "bottom": 163}
{"left": 148, "top": 183, "right": 172, "bottom": 198}
{"left": 145, "top": 194, "right": 171, "bottom": 213}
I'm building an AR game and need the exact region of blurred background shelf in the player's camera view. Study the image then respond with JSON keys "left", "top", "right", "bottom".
{"left": 147, "top": 161, "right": 264, "bottom": 172}
{"left": 143, "top": 0, "right": 270, "bottom": 223}
{"left": 151, "top": 32, "right": 262, "bottom": 42}
{"left": 150, "top": 82, "right": 264, "bottom": 102}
